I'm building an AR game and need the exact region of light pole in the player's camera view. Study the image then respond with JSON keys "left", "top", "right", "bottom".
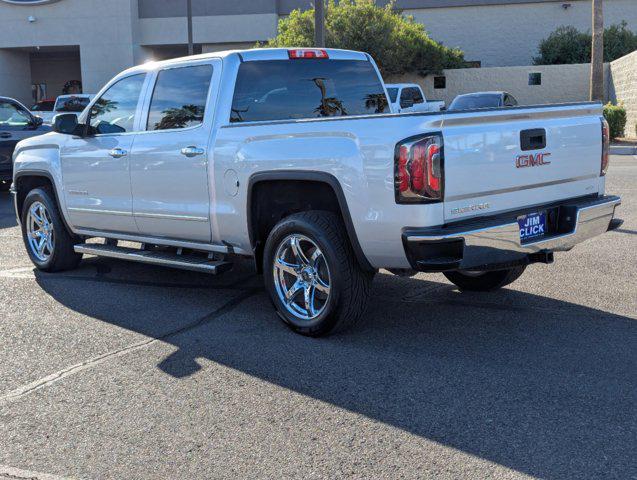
{"left": 187, "top": 0, "right": 194, "bottom": 56}
{"left": 590, "top": 0, "right": 604, "bottom": 101}
{"left": 314, "top": 0, "right": 325, "bottom": 48}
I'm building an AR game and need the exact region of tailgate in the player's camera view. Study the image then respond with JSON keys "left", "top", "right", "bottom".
{"left": 441, "top": 104, "right": 603, "bottom": 222}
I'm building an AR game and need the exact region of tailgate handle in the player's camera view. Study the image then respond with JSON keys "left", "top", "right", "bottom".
{"left": 520, "top": 128, "right": 546, "bottom": 151}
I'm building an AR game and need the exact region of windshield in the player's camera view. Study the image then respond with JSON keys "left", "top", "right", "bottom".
{"left": 386, "top": 88, "right": 398, "bottom": 103}
{"left": 449, "top": 94, "right": 501, "bottom": 111}
{"left": 55, "top": 96, "right": 91, "bottom": 113}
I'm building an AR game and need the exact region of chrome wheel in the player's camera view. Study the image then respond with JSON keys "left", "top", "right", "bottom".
{"left": 272, "top": 234, "right": 331, "bottom": 321}
{"left": 26, "top": 201, "right": 55, "bottom": 262}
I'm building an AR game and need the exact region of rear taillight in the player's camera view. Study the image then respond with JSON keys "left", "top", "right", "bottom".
{"left": 395, "top": 134, "right": 444, "bottom": 203}
{"left": 601, "top": 117, "right": 610, "bottom": 176}
{"left": 288, "top": 49, "right": 329, "bottom": 59}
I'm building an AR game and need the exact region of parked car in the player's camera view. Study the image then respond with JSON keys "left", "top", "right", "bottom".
{"left": 31, "top": 94, "right": 94, "bottom": 124}
{"left": 11, "top": 48, "right": 621, "bottom": 336}
{"left": 0, "top": 96, "right": 51, "bottom": 191}
{"left": 30, "top": 98, "right": 56, "bottom": 116}
{"left": 448, "top": 91, "right": 518, "bottom": 111}
{"left": 385, "top": 83, "right": 445, "bottom": 113}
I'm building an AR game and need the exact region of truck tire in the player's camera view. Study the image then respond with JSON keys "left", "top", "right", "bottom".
{"left": 263, "top": 210, "right": 374, "bottom": 336}
{"left": 443, "top": 266, "right": 526, "bottom": 292}
{"left": 21, "top": 187, "right": 82, "bottom": 272}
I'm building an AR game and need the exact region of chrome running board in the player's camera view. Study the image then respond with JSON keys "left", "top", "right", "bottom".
{"left": 74, "top": 243, "right": 233, "bottom": 275}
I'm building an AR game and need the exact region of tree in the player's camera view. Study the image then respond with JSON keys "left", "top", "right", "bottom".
{"left": 264, "top": 0, "right": 465, "bottom": 76}
{"left": 604, "top": 21, "right": 637, "bottom": 61}
{"left": 534, "top": 21, "right": 637, "bottom": 65}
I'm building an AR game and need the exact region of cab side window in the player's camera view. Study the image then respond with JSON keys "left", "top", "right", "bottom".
{"left": 146, "top": 65, "right": 213, "bottom": 131}
{"left": 0, "top": 101, "right": 31, "bottom": 129}
{"left": 89, "top": 74, "right": 146, "bottom": 135}
{"left": 504, "top": 94, "right": 518, "bottom": 107}
{"left": 400, "top": 87, "right": 424, "bottom": 105}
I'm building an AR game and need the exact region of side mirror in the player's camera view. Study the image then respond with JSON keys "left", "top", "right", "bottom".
{"left": 400, "top": 98, "right": 415, "bottom": 109}
{"left": 53, "top": 113, "right": 80, "bottom": 135}
{"left": 30, "top": 116, "right": 43, "bottom": 128}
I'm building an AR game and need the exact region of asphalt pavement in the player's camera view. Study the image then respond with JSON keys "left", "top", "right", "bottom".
{"left": 0, "top": 156, "right": 635, "bottom": 479}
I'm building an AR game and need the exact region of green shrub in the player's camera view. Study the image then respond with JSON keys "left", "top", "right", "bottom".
{"left": 263, "top": 0, "right": 465, "bottom": 76}
{"left": 534, "top": 22, "right": 637, "bottom": 65}
{"left": 603, "top": 103, "right": 627, "bottom": 139}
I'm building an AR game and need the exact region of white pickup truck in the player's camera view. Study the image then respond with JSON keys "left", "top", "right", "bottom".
{"left": 11, "top": 48, "right": 621, "bottom": 336}
{"left": 385, "top": 83, "right": 445, "bottom": 113}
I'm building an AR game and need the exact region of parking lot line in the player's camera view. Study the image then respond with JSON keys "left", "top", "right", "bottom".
{"left": 0, "top": 464, "right": 70, "bottom": 480}
{"left": 0, "top": 289, "right": 259, "bottom": 406}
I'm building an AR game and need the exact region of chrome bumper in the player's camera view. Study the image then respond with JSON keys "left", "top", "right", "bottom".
{"left": 403, "top": 195, "right": 621, "bottom": 272}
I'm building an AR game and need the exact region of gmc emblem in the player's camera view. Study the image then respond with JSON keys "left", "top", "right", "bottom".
{"left": 516, "top": 152, "right": 551, "bottom": 168}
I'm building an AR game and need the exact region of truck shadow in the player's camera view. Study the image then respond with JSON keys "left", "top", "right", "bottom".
{"left": 35, "top": 258, "right": 636, "bottom": 479}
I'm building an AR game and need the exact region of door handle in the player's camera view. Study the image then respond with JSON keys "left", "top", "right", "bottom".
{"left": 180, "top": 146, "right": 205, "bottom": 157}
{"left": 108, "top": 148, "right": 128, "bottom": 158}
{"left": 0, "top": 132, "right": 11, "bottom": 139}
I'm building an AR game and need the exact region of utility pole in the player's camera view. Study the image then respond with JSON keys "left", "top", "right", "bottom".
{"left": 590, "top": 0, "right": 604, "bottom": 101}
{"left": 187, "top": 0, "right": 194, "bottom": 56}
{"left": 314, "top": 0, "right": 325, "bottom": 48}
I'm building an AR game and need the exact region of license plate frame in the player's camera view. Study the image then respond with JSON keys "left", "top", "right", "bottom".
{"left": 518, "top": 211, "right": 547, "bottom": 243}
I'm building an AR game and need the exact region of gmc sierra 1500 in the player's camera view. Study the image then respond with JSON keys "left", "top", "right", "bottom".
{"left": 11, "top": 48, "right": 621, "bottom": 336}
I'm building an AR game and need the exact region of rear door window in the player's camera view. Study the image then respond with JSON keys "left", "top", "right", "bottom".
{"left": 230, "top": 59, "right": 388, "bottom": 123}
{"left": 146, "top": 64, "right": 213, "bottom": 131}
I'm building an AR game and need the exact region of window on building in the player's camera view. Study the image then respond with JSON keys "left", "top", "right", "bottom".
{"left": 434, "top": 76, "right": 446, "bottom": 89}
{"left": 230, "top": 59, "right": 388, "bottom": 123}
{"left": 528, "top": 73, "right": 542, "bottom": 86}
{"left": 147, "top": 65, "right": 213, "bottom": 131}
{"left": 89, "top": 74, "right": 147, "bottom": 134}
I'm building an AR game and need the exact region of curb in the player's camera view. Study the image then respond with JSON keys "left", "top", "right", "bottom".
{"left": 610, "top": 145, "right": 637, "bottom": 156}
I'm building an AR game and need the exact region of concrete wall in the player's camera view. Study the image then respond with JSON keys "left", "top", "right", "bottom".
{"left": 609, "top": 50, "right": 637, "bottom": 138}
{"left": 0, "top": 0, "right": 139, "bottom": 93}
{"left": 30, "top": 51, "right": 82, "bottom": 101}
{"left": 0, "top": 49, "right": 31, "bottom": 105}
{"left": 137, "top": 14, "right": 279, "bottom": 46}
{"left": 386, "top": 63, "right": 610, "bottom": 107}
{"left": 406, "top": 0, "right": 637, "bottom": 67}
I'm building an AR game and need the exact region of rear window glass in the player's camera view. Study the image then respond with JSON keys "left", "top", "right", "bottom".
{"left": 147, "top": 64, "right": 212, "bottom": 131}
{"left": 55, "top": 96, "right": 91, "bottom": 112}
{"left": 449, "top": 94, "right": 501, "bottom": 111}
{"left": 230, "top": 59, "right": 388, "bottom": 123}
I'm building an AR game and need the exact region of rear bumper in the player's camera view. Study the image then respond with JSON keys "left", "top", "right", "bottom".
{"left": 403, "top": 195, "right": 621, "bottom": 272}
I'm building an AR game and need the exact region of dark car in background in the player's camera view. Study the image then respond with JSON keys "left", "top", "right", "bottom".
{"left": 448, "top": 91, "right": 518, "bottom": 111}
{"left": 0, "top": 96, "right": 51, "bottom": 190}
{"left": 31, "top": 98, "right": 56, "bottom": 114}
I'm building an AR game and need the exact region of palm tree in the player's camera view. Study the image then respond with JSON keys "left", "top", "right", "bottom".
{"left": 590, "top": 0, "right": 604, "bottom": 101}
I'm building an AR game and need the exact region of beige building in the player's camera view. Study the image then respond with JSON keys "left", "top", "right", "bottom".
{"left": 0, "top": 0, "right": 635, "bottom": 106}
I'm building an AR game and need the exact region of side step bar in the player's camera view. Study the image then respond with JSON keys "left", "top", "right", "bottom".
{"left": 74, "top": 243, "right": 233, "bottom": 275}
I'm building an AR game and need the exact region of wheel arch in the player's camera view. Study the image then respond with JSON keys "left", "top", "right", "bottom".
{"left": 247, "top": 171, "right": 373, "bottom": 273}
{"left": 13, "top": 170, "right": 73, "bottom": 234}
